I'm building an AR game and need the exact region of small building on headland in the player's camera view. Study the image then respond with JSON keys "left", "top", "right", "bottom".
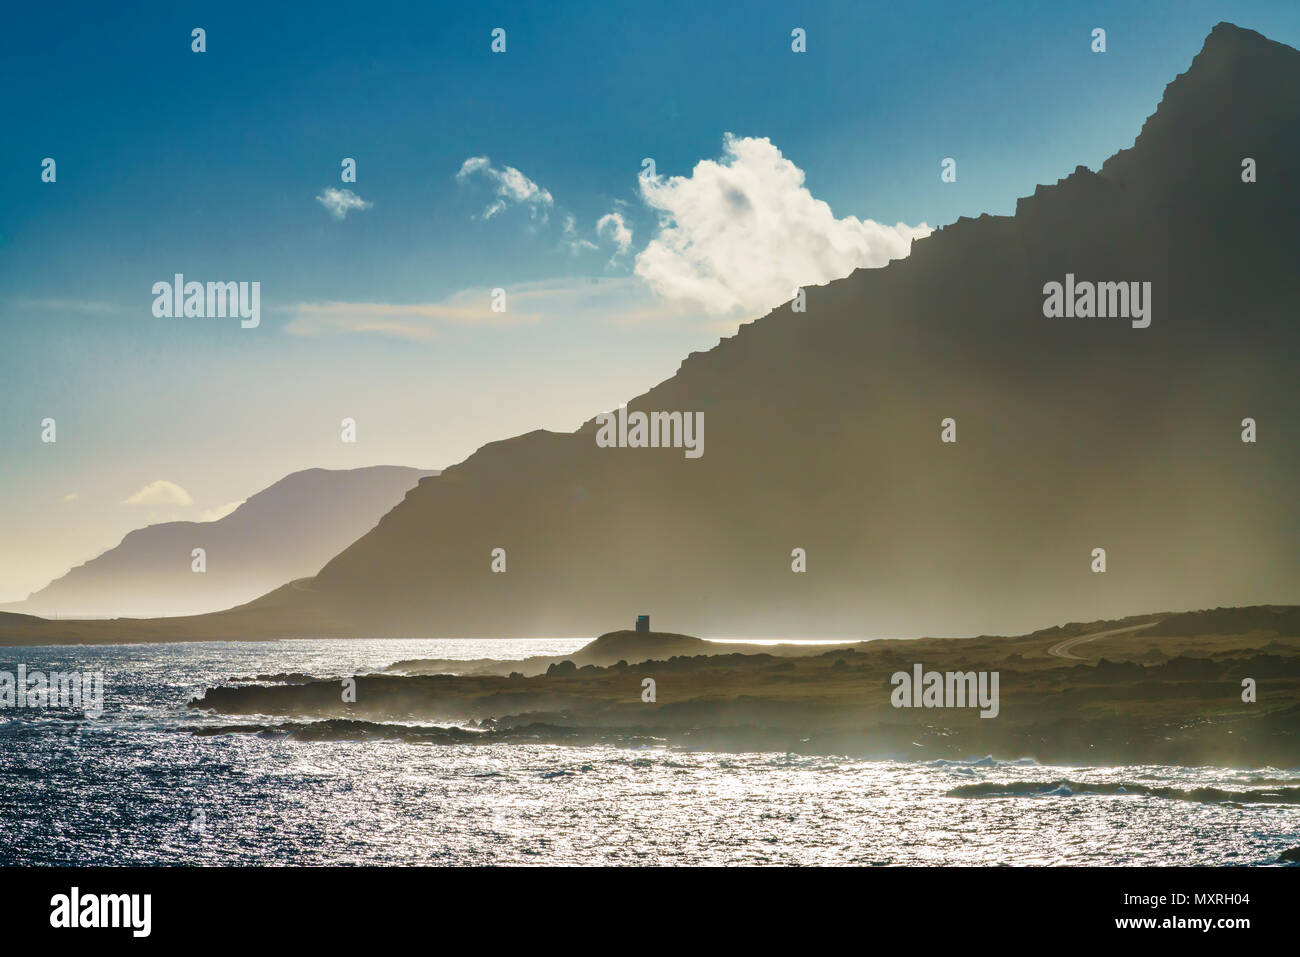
{"left": 635, "top": 615, "right": 650, "bottom": 633}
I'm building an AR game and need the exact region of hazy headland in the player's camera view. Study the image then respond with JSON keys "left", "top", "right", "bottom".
{"left": 187, "top": 605, "right": 1300, "bottom": 767}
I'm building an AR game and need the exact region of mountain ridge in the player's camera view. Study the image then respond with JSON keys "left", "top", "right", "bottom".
{"left": 310, "top": 22, "right": 1295, "bottom": 638}
{"left": 3, "top": 22, "right": 1296, "bottom": 641}
{"left": 4, "top": 465, "right": 435, "bottom": 618}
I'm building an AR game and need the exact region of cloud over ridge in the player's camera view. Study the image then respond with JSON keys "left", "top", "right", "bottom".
{"left": 124, "top": 480, "right": 193, "bottom": 507}
{"left": 634, "top": 134, "right": 931, "bottom": 316}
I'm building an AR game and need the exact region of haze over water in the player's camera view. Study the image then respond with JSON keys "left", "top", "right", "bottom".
{"left": 1, "top": 639, "right": 1296, "bottom": 866}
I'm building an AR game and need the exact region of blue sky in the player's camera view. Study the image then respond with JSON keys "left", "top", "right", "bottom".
{"left": 2, "top": 0, "right": 1298, "bottom": 599}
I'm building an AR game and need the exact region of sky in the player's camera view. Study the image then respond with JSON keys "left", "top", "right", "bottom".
{"left": 2, "top": 0, "right": 1299, "bottom": 601}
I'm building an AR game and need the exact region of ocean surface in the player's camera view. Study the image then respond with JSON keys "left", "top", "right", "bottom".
{"left": 1, "top": 639, "right": 1298, "bottom": 866}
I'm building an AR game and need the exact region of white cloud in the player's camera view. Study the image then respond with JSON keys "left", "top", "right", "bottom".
{"left": 316, "top": 187, "right": 373, "bottom": 220}
{"left": 199, "top": 501, "right": 243, "bottom": 522}
{"left": 62, "top": 492, "right": 78, "bottom": 503}
{"left": 561, "top": 211, "right": 632, "bottom": 261}
{"left": 456, "top": 156, "right": 554, "bottom": 221}
{"left": 124, "top": 480, "right": 193, "bottom": 507}
{"left": 596, "top": 212, "right": 633, "bottom": 257}
{"left": 634, "top": 133, "right": 931, "bottom": 316}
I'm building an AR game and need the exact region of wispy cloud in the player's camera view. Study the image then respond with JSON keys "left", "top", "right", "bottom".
{"left": 124, "top": 480, "right": 193, "bottom": 506}
{"left": 10, "top": 298, "right": 128, "bottom": 314}
{"left": 316, "top": 187, "right": 374, "bottom": 220}
{"left": 596, "top": 211, "right": 633, "bottom": 258}
{"left": 285, "top": 288, "right": 542, "bottom": 340}
{"left": 455, "top": 156, "right": 554, "bottom": 221}
{"left": 562, "top": 215, "right": 598, "bottom": 254}
{"left": 285, "top": 278, "right": 691, "bottom": 340}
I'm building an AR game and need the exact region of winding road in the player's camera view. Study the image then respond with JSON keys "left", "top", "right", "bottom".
{"left": 1046, "top": 620, "right": 1162, "bottom": 660}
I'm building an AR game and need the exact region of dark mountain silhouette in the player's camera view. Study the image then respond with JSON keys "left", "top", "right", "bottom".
{"left": 2, "top": 466, "right": 434, "bottom": 618}
{"left": 3, "top": 22, "right": 1296, "bottom": 642}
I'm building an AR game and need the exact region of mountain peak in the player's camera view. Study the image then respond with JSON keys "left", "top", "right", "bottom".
{"left": 1180, "top": 21, "right": 1299, "bottom": 87}
{"left": 1200, "top": 21, "right": 1286, "bottom": 57}
{"left": 1097, "top": 22, "right": 1300, "bottom": 195}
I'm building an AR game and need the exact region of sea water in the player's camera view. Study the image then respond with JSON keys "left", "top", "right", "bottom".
{"left": 0, "top": 639, "right": 1297, "bottom": 866}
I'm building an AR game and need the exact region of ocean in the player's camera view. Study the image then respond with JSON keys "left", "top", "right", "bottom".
{"left": 1, "top": 639, "right": 1297, "bottom": 866}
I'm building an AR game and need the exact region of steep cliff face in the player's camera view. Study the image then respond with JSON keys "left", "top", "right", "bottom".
{"left": 245, "top": 23, "right": 1300, "bottom": 639}
{"left": 168, "top": 24, "right": 1300, "bottom": 639}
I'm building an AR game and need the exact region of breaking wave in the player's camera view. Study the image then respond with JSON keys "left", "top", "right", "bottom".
{"left": 947, "top": 780, "right": 1300, "bottom": 805}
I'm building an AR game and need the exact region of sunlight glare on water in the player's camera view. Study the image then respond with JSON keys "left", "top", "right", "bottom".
{"left": 0, "top": 640, "right": 1297, "bottom": 865}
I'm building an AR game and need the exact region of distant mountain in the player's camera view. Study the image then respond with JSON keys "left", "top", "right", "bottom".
{"left": 7, "top": 23, "right": 1299, "bottom": 642}
{"left": 4, "top": 466, "right": 434, "bottom": 618}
